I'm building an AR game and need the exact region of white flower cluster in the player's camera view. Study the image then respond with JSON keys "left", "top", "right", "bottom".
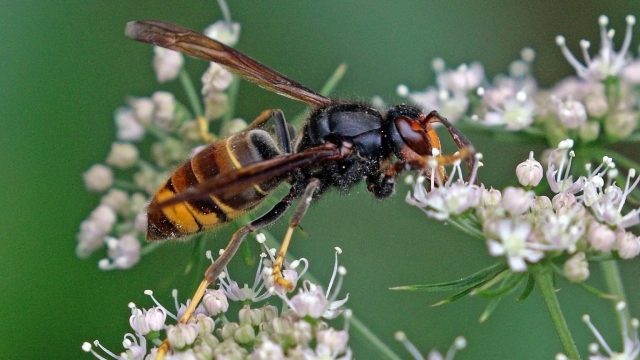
{"left": 82, "top": 246, "right": 352, "bottom": 360}
{"left": 77, "top": 18, "right": 247, "bottom": 271}
{"left": 407, "top": 140, "right": 640, "bottom": 276}
{"left": 397, "top": 15, "right": 640, "bottom": 144}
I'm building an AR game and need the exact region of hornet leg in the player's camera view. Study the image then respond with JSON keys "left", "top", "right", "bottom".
{"left": 271, "top": 178, "right": 321, "bottom": 291}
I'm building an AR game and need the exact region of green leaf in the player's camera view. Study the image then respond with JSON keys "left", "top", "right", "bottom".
{"left": 517, "top": 274, "right": 535, "bottom": 302}
{"left": 431, "top": 286, "right": 477, "bottom": 307}
{"left": 479, "top": 297, "right": 502, "bottom": 323}
{"left": 391, "top": 262, "right": 507, "bottom": 292}
{"left": 476, "top": 272, "right": 525, "bottom": 298}
{"left": 578, "top": 282, "right": 617, "bottom": 300}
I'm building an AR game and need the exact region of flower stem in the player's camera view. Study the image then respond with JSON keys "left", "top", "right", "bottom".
{"left": 179, "top": 68, "right": 204, "bottom": 118}
{"left": 533, "top": 265, "right": 581, "bottom": 359}
{"left": 600, "top": 261, "right": 632, "bottom": 337}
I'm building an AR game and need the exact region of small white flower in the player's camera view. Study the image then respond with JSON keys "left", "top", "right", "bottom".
{"left": 278, "top": 249, "right": 348, "bottom": 319}
{"left": 153, "top": 46, "right": 184, "bottom": 83}
{"left": 115, "top": 108, "right": 145, "bottom": 141}
{"left": 106, "top": 142, "right": 139, "bottom": 169}
{"left": 99, "top": 234, "right": 141, "bottom": 270}
{"left": 563, "top": 252, "right": 589, "bottom": 282}
{"left": 75, "top": 204, "right": 117, "bottom": 258}
{"left": 151, "top": 91, "right": 176, "bottom": 130}
{"left": 145, "top": 307, "right": 167, "bottom": 332}
{"left": 407, "top": 157, "right": 482, "bottom": 220}
{"left": 616, "top": 230, "right": 640, "bottom": 259}
{"left": 436, "top": 62, "right": 484, "bottom": 94}
{"left": 166, "top": 323, "right": 199, "bottom": 349}
{"left": 204, "top": 20, "right": 241, "bottom": 47}
{"left": 83, "top": 164, "right": 113, "bottom": 192}
{"left": 128, "top": 97, "right": 154, "bottom": 127}
{"left": 251, "top": 340, "right": 284, "bottom": 360}
{"left": 587, "top": 222, "right": 616, "bottom": 252}
{"left": 516, "top": 151, "right": 544, "bottom": 187}
{"left": 589, "top": 168, "right": 640, "bottom": 229}
{"left": 501, "top": 187, "right": 534, "bottom": 215}
{"left": 100, "top": 189, "right": 129, "bottom": 215}
{"left": 480, "top": 187, "right": 502, "bottom": 207}
{"left": 554, "top": 98, "right": 587, "bottom": 129}
{"left": 484, "top": 91, "right": 536, "bottom": 130}
{"left": 202, "top": 289, "right": 229, "bottom": 316}
{"left": 202, "top": 63, "right": 233, "bottom": 94}
{"left": 487, "top": 218, "right": 543, "bottom": 272}
{"left": 555, "top": 15, "right": 636, "bottom": 80}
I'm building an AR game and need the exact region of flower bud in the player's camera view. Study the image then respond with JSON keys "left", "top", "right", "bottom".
{"left": 531, "top": 195, "right": 552, "bottom": 214}
{"left": 220, "top": 322, "right": 240, "bottom": 340}
{"left": 552, "top": 193, "right": 577, "bottom": 212}
{"left": 501, "top": 187, "right": 533, "bottom": 215}
{"left": 100, "top": 189, "right": 129, "bottom": 215}
{"left": 262, "top": 305, "right": 278, "bottom": 322}
{"left": 145, "top": 307, "right": 167, "bottom": 332}
{"left": 605, "top": 111, "right": 638, "bottom": 140}
{"left": 151, "top": 91, "right": 176, "bottom": 130}
{"left": 204, "top": 20, "right": 241, "bottom": 47}
{"left": 153, "top": 47, "right": 183, "bottom": 83}
{"left": 202, "top": 289, "right": 229, "bottom": 316}
{"left": 194, "top": 313, "right": 215, "bottom": 335}
{"left": 563, "top": 252, "right": 589, "bottom": 283}
{"left": 616, "top": 230, "right": 640, "bottom": 259}
{"left": 129, "top": 97, "right": 154, "bottom": 126}
{"left": 115, "top": 108, "right": 145, "bottom": 141}
{"left": 516, "top": 151, "right": 543, "bottom": 187}
{"left": 106, "top": 142, "right": 139, "bottom": 169}
{"left": 556, "top": 99, "right": 587, "bottom": 129}
{"left": 234, "top": 324, "right": 256, "bottom": 344}
{"left": 584, "top": 92, "right": 608, "bottom": 117}
{"left": 166, "top": 323, "right": 198, "bottom": 349}
{"left": 83, "top": 164, "right": 113, "bottom": 192}
{"left": 238, "top": 306, "right": 263, "bottom": 327}
{"left": 317, "top": 328, "right": 349, "bottom": 354}
{"left": 578, "top": 121, "right": 600, "bottom": 142}
{"left": 481, "top": 187, "right": 502, "bottom": 207}
{"left": 586, "top": 222, "right": 616, "bottom": 252}
{"left": 129, "top": 308, "right": 150, "bottom": 335}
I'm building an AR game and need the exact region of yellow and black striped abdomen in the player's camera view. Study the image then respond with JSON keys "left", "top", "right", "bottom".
{"left": 147, "top": 130, "right": 284, "bottom": 240}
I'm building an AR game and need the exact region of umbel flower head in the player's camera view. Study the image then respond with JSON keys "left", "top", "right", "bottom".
{"left": 406, "top": 139, "right": 640, "bottom": 275}
{"left": 76, "top": 10, "right": 245, "bottom": 271}
{"left": 83, "top": 245, "right": 352, "bottom": 359}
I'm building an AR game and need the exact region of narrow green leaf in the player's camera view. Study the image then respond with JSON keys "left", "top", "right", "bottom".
{"left": 479, "top": 297, "right": 502, "bottom": 323}
{"left": 431, "top": 286, "right": 477, "bottom": 307}
{"left": 320, "top": 63, "right": 347, "bottom": 96}
{"left": 476, "top": 273, "right": 525, "bottom": 298}
{"left": 391, "top": 262, "right": 507, "bottom": 292}
{"left": 517, "top": 274, "right": 535, "bottom": 302}
{"left": 578, "top": 282, "right": 617, "bottom": 300}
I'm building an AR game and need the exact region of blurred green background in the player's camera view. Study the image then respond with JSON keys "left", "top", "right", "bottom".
{"left": 2, "top": 1, "right": 640, "bottom": 359}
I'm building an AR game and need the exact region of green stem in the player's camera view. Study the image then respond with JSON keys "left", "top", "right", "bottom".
{"left": 179, "top": 68, "right": 204, "bottom": 118}
{"left": 600, "top": 261, "right": 632, "bottom": 338}
{"left": 534, "top": 265, "right": 581, "bottom": 360}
